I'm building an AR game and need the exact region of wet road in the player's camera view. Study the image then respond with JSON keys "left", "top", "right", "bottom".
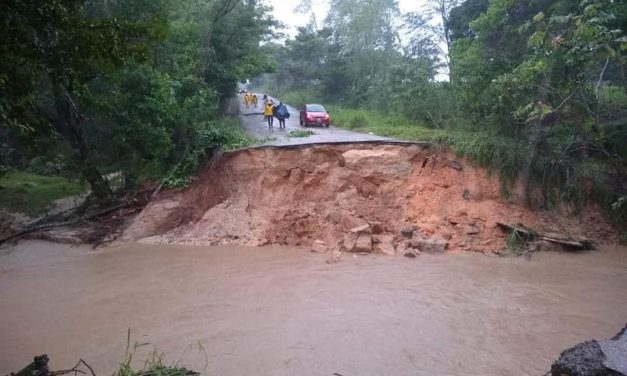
{"left": 1, "top": 241, "right": 626, "bottom": 375}
{"left": 238, "top": 94, "right": 399, "bottom": 146}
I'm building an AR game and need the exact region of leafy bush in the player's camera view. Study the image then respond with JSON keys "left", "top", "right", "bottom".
{"left": 288, "top": 130, "right": 316, "bottom": 138}
{"left": 27, "top": 156, "right": 69, "bottom": 177}
{"left": 163, "top": 118, "right": 253, "bottom": 189}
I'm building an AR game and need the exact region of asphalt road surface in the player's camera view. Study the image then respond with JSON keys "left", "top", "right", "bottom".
{"left": 238, "top": 94, "right": 398, "bottom": 146}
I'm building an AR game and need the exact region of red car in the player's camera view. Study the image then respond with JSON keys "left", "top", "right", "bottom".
{"left": 299, "top": 104, "right": 330, "bottom": 127}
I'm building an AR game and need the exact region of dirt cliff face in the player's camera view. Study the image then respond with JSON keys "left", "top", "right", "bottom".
{"left": 121, "top": 143, "right": 616, "bottom": 253}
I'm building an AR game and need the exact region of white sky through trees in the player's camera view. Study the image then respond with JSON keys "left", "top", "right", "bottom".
{"left": 267, "top": 0, "right": 431, "bottom": 38}
{"left": 266, "top": 0, "right": 449, "bottom": 80}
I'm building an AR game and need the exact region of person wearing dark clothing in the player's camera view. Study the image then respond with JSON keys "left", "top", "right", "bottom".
{"left": 275, "top": 102, "right": 289, "bottom": 129}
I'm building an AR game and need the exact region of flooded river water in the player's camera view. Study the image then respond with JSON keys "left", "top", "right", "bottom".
{"left": 1, "top": 241, "right": 626, "bottom": 375}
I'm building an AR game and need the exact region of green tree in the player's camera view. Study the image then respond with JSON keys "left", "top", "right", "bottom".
{"left": 1, "top": 0, "right": 166, "bottom": 198}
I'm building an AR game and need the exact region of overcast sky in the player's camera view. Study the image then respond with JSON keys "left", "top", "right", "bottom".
{"left": 264, "top": 0, "right": 449, "bottom": 80}
{"left": 266, "top": 0, "right": 432, "bottom": 38}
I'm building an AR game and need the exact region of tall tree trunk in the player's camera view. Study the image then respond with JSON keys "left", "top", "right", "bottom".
{"left": 53, "top": 84, "right": 113, "bottom": 200}
{"left": 439, "top": 0, "right": 454, "bottom": 82}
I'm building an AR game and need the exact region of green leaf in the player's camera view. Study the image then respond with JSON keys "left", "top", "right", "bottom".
{"left": 528, "top": 31, "right": 546, "bottom": 47}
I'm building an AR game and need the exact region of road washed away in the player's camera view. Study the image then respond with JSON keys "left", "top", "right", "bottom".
{"left": 121, "top": 142, "right": 615, "bottom": 254}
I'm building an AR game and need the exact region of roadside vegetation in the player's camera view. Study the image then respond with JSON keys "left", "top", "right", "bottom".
{"left": 1, "top": 0, "right": 277, "bottom": 208}
{"left": 288, "top": 129, "right": 317, "bottom": 138}
{"left": 255, "top": 0, "right": 627, "bottom": 236}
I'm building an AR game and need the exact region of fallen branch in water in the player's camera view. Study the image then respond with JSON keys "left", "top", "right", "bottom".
{"left": 497, "top": 222, "right": 597, "bottom": 250}
{"left": 0, "top": 204, "right": 126, "bottom": 246}
{"left": 8, "top": 355, "right": 95, "bottom": 376}
{"left": 0, "top": 188, "right": 154, "bottom": 247}
{"left": 50, "top": 359, "right": 95, "bottom": 376}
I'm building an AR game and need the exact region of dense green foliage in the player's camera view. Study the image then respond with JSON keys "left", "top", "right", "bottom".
{"left": 256, "top": 0, "right": 627, "bottom": 233}
{"left": 1, "top": 0, "right": 277, "bottom": 199}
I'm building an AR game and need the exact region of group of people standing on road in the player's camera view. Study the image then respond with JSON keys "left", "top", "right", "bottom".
{"left": 242, "top": 92, "right": 290, "bottom": 130}
{"left": 242, "top": 92, "right": 258, "bottom": 108}
{"left": 259, "top": 94, "right": 289, "bottom": 130}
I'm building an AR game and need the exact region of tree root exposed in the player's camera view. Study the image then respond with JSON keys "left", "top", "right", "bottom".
{"left": 0, "top": 190, "right": 152, "bottom": 247}
{"left": 8, "top": 355, "right": 95, "bottom": 376}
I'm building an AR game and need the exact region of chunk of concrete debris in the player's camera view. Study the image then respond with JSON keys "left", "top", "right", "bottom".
{"left": 343, "top": 232, "right": 358, "bottom": 252}
{"left": 354, "top": 233, "right": 373, "bottom": 253}
{"left": 400, "top": 226, "right": 416, "bottom": 238}
{"left": 311, "top": 239, "right": 327, "bottom": 253}
{"left": 326, "top": 249, "right": 342, "bottom": 264}
{"left": 550, "top": 326, "right": 627, "bottom": 376}
{"left": 410, "top": 236, "right": 447, "bottom": 253}
{"left": 350, "top": 224, "right": 371, "bottom": 234}
{"left": 373, "top": 234, "right": 395, "bottom": 255}
{"left": 404, "top": 249, "right": 419, "bottom": 258}
{"left": 396, "top": 241, "right": 409, "bottom": 254}
{"left": 409, "top": 238, "right": 421, "bottom": 249}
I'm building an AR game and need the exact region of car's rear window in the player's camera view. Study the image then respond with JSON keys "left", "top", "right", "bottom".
{"left": 306, "top": 104, "right": 326, "bottom": 112}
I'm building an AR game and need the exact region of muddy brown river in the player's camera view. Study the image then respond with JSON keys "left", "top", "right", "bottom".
{"left": 1, "top": 241, "right": 626, "bottom": 375}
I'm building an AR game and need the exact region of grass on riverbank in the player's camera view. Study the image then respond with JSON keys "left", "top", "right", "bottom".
{"left": 0, "top": 171, "right": 85, "bottom": 216}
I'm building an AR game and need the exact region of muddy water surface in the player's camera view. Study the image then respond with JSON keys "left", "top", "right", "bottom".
{"left": 1, "top": 241, "right": 626, "bottom": 376}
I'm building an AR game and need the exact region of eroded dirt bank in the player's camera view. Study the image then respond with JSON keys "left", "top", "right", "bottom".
{"left": 122, "top": 142, "right": 616, "bottom": 253}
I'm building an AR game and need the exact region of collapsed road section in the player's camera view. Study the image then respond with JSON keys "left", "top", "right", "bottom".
{"left": 121, "top": 142, "right": 616, "bottom": 254}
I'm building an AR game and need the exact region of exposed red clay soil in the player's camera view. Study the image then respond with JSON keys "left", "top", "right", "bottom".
{"left": 121, "top": 143, "right": 616, "bottom": 254}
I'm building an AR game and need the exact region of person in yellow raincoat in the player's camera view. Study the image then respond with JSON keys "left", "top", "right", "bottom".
{"left": 251, "top": 93, "right": 258, "bottom": 107}
{"left": 263, "top": 100, "right": 274, "bottom": 128}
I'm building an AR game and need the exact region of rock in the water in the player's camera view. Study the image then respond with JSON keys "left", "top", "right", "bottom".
{"left": 396, "top": 241, "right": 408, "bottom": 254}
{"left": 311, "top": 239, "right": 327, "bottom": 253}
{"left": 326, "top": 249, "right": 342, "bottom": 264}
{"left": 410, "top": 236, "right": 447, "bottom": 253}
{"left": 600, "top": 328, "right": 627, "bottom": 375}
{"left": 354, "top": 234, "right": 373, "bottom": 253}
{"left": 373, "top": 234, "right": 395, "bottom": 255}
{"left": 551, "top": 326, "right": 627, "bottom": 376}
{"left": 551, "top": 340, "right": 621, "bottom": 376}
{"left": 401, "top": 226, "right": 416, "bottom": 238}
{"left": 343, "top": 232, "right": 358, "bottom": 252}
{"left": 404, "top": 250, "right": 419, "bottom": 258}
{"left": 350, "top": 224, "right": 371, "bottom": 234}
